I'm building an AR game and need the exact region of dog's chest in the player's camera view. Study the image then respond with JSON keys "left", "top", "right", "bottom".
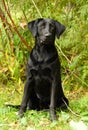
{"left": 32, "top": 45, "right": 47, "bottom": 63}
{"left": 31, "top": 44, "right": 57, "bottom": 64}
{"left": 29, "top": 45, "right": 58, "bottom": 78}
{"left": 35, "top": 77, "right": 51, "bottom": 100}
{"left": 35, "top": 48, "right": 44, "bottom": 63}
{"left": 28, "top": 45, "right": 59, "bottom": 100}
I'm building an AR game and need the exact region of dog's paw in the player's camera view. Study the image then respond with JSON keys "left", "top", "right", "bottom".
{"left": 17, "top": 110, "right": 24, "bottom": 119}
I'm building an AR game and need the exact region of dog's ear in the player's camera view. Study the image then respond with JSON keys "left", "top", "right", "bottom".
{"left": 54, "top": 20, "right": 66, "bottom": 38}
{"left": 28, "top": 19, "right": 43, "bottom": 37}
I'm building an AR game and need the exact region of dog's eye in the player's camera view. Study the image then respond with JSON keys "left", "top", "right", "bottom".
{"left": 40, "top": 23, "right": 45, "bottom": 29}
{"left": 50, "top": 25, "right": 54, "bottom": 31}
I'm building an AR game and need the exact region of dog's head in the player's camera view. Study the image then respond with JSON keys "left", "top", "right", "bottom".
{"left": 28, "top": 18, "right": 66, "bottom": 44}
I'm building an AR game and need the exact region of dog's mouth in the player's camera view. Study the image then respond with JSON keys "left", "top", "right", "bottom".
{"left": 39, "top": 36, "right": 53, "bottom": 44}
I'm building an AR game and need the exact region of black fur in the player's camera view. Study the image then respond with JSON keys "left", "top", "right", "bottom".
{"left": 8, "top": 18, "right": 69, "bottom": 121}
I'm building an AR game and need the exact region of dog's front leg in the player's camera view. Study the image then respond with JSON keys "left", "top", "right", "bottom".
{"left": 50, "top": 80, "right": 57, "bottom": 121}
{"left": 18, "top": 78, "right": 34, "bottom": 117}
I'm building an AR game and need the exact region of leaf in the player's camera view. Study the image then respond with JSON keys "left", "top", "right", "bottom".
{"left": 0, "top": 67, "right": 8, "bottom": 73}
{"left": 69, "top": 55, "right": 80, "bottom": 71}
{"left": 81, "top": 111, "right": 88, "bottom": 116}
{"left": 19, "top": 21, "right": 27, "bottom": 29}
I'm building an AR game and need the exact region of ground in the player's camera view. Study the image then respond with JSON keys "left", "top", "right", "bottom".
{"left": 0, "top": 82, "right": 88, "bottom": 130}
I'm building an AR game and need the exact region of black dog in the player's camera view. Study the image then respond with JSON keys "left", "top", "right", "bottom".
{"left": 18, "top": 18, "right": 69, "bottom": 121}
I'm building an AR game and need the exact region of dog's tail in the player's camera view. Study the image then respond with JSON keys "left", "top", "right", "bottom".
{"left": 5, "top": 104, "right": 20, "bottom": 109}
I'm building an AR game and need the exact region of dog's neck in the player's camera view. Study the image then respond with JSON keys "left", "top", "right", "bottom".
{"left": 31, "top": 42, "right": 58, "bottom": 65}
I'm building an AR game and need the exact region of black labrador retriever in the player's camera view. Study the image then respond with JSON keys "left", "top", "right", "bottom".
{"left": 18, "top": 18, "right": 69, "bottom": 121}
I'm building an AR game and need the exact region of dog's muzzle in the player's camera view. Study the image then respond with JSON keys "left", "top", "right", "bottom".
{"left": 39, "top": 35, "right": 52, "bottom": 43}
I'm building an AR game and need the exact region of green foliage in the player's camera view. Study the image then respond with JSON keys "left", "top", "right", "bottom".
{"left": 71, "top": 94, "right": 88, "bottom": 114}
{"left": 0, "top": 0, "right": 88, "bottom": 88}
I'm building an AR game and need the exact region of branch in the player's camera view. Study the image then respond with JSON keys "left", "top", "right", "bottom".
{"left": 62, "top": 98, "right": 81, "bottom": 117}
{"left": 56, "top": 42, "right": 88, "bottom": 88}
{"left": 31, "top": 0, "right": 42, "bottom": 17}
{"left": 0, "top": 7, "right": 12, "bottom": 41}
{"left": 2, "top": 0, "right": 32, "bottom": 51}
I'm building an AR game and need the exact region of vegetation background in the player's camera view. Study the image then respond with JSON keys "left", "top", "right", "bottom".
{"left": 0, "top": 0, "right": 88, "bottom": 130}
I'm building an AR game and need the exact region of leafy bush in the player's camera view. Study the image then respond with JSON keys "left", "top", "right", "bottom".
{"left": 0, "top": 0, "right": 88, "bottom": 90}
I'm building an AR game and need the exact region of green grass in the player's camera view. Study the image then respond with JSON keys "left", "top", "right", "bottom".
{"left": 0, "top": 83, "right": 88, "bottom": 130}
